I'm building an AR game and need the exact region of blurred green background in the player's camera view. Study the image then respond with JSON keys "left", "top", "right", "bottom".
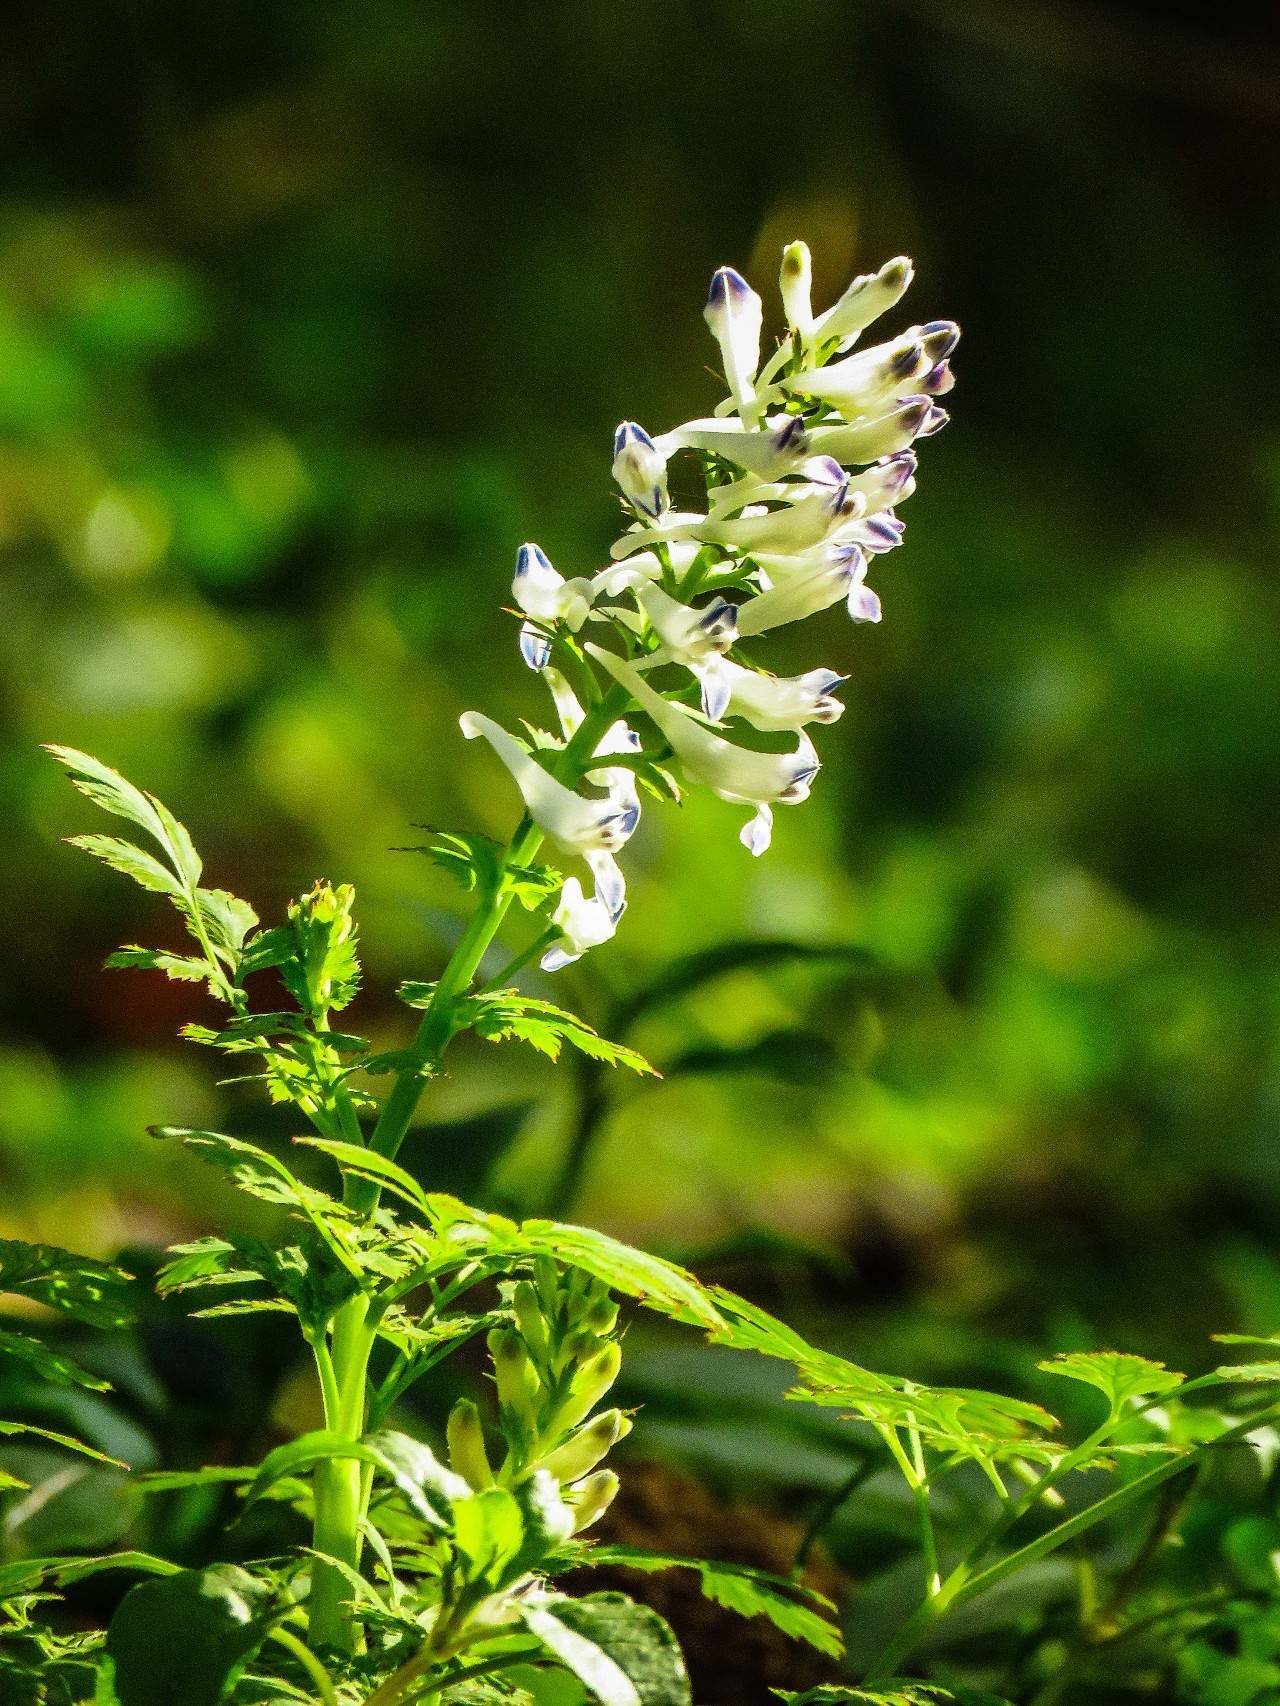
{"left": 2, "top": 0, "right": 1278, "bottom": 1393}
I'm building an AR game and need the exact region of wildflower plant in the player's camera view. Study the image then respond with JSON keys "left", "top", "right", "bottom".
{"left": 5, "top": 245, "right": 1280, "bottom": 1706}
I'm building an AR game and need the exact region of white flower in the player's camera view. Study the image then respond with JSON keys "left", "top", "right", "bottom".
{"left": 704, "top": 266, "right": 763, "bottom": 419}
{"left": 845, "top": 451, "right": 917, "bottom": 515}
{"left": 586, "top": 645, "right": 819, "bottom": 855}
{"left": 707, "top": 460, "right": 862, "bottom": 556}
{"left": 635, "top": 583, "right": 738, "bottom": 719}
{"left": 459, "top": 711, "right": 636, "bottom": 915}
{"left": 781, "top": 323, "right": 957, "bottom": 413}
{"left": 807, "top": 398, "right": 945, "bottom": 464}
{"left": 512, "top": 543, "right": 594, "bottom": 670}
{"left": 612, "top": 422, "right": 669, "bottom": 519}
{"left": 736, "top": 543, "right": 881, "bottom": 634}
{"left": 717, "top": 659, "right": 846, "bottom": 730}
{"left": 655, "top": 414, "right": 811, "bottom": 480}
{"left": 541, "top": 877, "right": 621, "bottom": 972}
{"left": 812, "top": 255, "right": 913, "bottom": 347}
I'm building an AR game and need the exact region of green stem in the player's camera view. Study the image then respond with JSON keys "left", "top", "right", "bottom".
{"left": 863, "top": 1405, "right": 1280, "bottom": 1685}
{"left": 308, "top": 1294, "right": 376, "bottom": 1651}
{"left": 308, "top": 682, "right": 632, "bottom": 1647}
{"left": 268, "top": 1626, "right": 339, "bottom": 1706}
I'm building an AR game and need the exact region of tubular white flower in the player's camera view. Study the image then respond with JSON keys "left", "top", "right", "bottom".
{"left": 612, "top": 422, "right": 669, "bottom": 519}
{"left": 586, "top": 645, "right": 819, "bottom": 855}
{"left": 783, "top": 321, "right": 960, "bottom": 414}
{"left": 706, "top": 463, "right": 862, "bottom": 556}
{"left": 718, "top": 659, "right": 847, "bottom": 731}
{"left": 807, "top": 398, "right": 943, "bottom": 464}
{"left": 704, "top": 266, "right": 764, "bottom": 419}
{"left": 655, "top": 414, "right": 811, "bottom": 481}
{"left": 737, "top": 544, "right": 881, "bottom": 634}
{"left": 541, "top": 876, "right": 621, "bottom": 972}
{"left": 512, "top": 543, "right": 594, "bottom": 670}
{"left": 635, "top": 583, "right": 738, "bottom": 720}
{"left": 459, "top": 711, "right": 636, "bottom": 915}
{"left": 845, "top": 451, "right": 917, "bottom": 515}
{"left": 812, "top": 254, "right": 913, "bottom": 347}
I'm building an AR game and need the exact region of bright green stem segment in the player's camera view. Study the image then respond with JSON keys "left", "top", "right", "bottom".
{"left": 307, "top": 683, "right": 630, "bottom": 1650}
{"left": 308, "top": 1298, "right": 375, "bottom": 1649}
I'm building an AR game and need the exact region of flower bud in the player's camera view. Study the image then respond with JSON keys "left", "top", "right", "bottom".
{"left": 567, "top": 1468, "right": 620, "bottom": 1532}
{"left": 552, "top": 1340, "right": 623, "bottom": 1434}
{"left": 845, "top": 451, "right": 916, "bottom": 515}
{"left": 513, "top": 543, "right": 594, "bottom": 670}
{"left": 489, "top": 1327, "right": 539, "bottom": 1428}
{"left": 513, "top": 1280, "right": 550, "bottom": 1364}
{"left": 813, "top": 254, "right": 913, "bottom": 346}
{"left": 720, "top": 660, "right": 847, "bottom": 732}
{"left": 447, "top": 1398, "right": 494, "bottom": 1490}
{"left": 704, "top": 266, "right": 763, "bottom": 416}
{"left": 612, "top": 422, "right": 669, "bottom": 519}
{"left": 782, "top": 332, "right": 929, "bottom": 411}
{"left": 541, "top": 1409, "right": 632, "bottom": 1482}
{"left": 779, "top": 241, "right": 814, "bottom": 340}
{"left": 584, "top": 1292, "right": 620, "bottom": 1336}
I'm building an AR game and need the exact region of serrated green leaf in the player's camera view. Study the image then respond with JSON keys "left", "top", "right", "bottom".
{"left": 462, "top": 990, "right": 656, "bottom": 1076}
{"left": 1039, "top": 1351, "right": 1185, "bottom": 1411}
{"left": 105, "top": 1564, "right": 277, "bottom": 1706}
{"left": 0, "top": 1418, "right": 127, "bottom": 1468}
{"left": 105, "top": 946, "right": 211, "bottom": 982}
{"left": 515, "top": 1222, "right": 720, "bottom": 1331}
{"left": 522, "top": 1592, "right": 690, "bottom": 1706}
{"left": 582, "top": 1545, "right": 842, "bottom": 1656}
{"left": 196, "top": 888, "right": 260, "bottom": 957}
{"left": 0, "top": 1328, "right": 111, "bottom": 1391}
{"left": 0, "top": 1238, "right": 135, "bottom": 1329}
{"left": 66, "top": 834, "right": 183, "bottom": 898}
{"left": 775, "top": 1689, "right": 953, "bottom": 1706}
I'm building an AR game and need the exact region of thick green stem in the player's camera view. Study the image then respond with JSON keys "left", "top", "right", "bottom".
{"left": 309, "top": 1295, "right": 375, "bottom": 1650}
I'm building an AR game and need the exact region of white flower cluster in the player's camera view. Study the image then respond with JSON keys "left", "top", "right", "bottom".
{"left": 460, "top": 242, "right": 957, "bottom": 972}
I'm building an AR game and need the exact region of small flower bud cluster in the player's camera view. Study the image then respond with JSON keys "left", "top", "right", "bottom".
{"left": 446, "top": 1258, "right": 628, "bottom": 1535}
{"left": 461, "top": 242, "right": 957, "bottom": 970}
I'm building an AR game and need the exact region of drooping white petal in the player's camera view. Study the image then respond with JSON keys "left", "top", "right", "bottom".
{"left": 740, "top": 801, "right": 773, "bottom": 856}
{"left": 612, "top": 422, "right": 669, "bottom": 519}
{"left": 542, "top": 876, "right": 621, "bottom": 971}
{"left": 707, "top": 475, "right": 862, "bottom": 557}
{"left": 704, "top": 266, "right": 763, "bottom": 417}
{"left": 459, "top": 713, "right": 638, "bottom": 867}
{"left": 586, "top": 646, "right": 820, "bottom": 832}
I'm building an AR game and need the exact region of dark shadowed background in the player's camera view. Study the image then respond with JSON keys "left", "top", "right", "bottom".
{"left": 1, "top": 0, "right": 1278, "bottom": 1485}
